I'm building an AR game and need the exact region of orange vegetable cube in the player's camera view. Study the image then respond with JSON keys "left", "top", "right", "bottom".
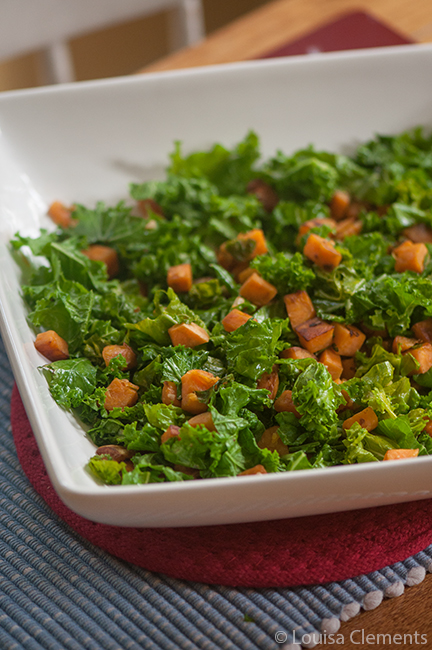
{"left": 258, "top": 425, "right": 289, "bottom": 455}
{"left": 403, "top": 223, "right": 432, "bottom": 243}
{"left": 412, "top": 319, "right": 432, "bottom": 343}
{"left": 256, "top": 365, "right": 279, "bottom": 400}
{"left": 102, "top": 344, "right": 136, "bottom": 370}
{"left": 168, "top": 322, "right": 209, "bottom": 348}
{"left": 188, "top": 412, "right": 216, "bottom": 431}
{"left": 406, "top": 342, "right": 432, "bottom": 375}
{"left": 237, "top": 228, "right": 268, "bottom": 259}
{"left": 161, "top": 425, "right": 181, "bottom": 444}
{"left": 34, "top": 330, "right": 69, "bottom": 361}
{"left": 280, "top": 346, "right": 317, "bottom": 361}
{"left": 237, "top": 266, "right": 255, "bottom": 284}
{"left": 329, "top": 190, "right": 350, "bottom": 221}
{"left": 284, "top": 290, "right": 316, "bottom": 330}
{"left": 341, "top": 357, "right": 357, "bottom": 380}
{"left": 333, "top": 323, "right": 366, "bottom": 357}
{"left": 393, "top": 240, "right": 428, "bottom": 274}
{"left": 47, "top": 201, "right": 76, "bottom": 228}
{"left": 167, "top": 263, "right": 193, "bottom": 293}
{"left": 104, "top": 378, "right": 139, "bottom": 411}
{"left": 334, "top": 217, "right": 362, "bottom": 241}
{"left": 82, "top": 244, "right": 119, "bottom": 279}
{"left": 383, "top": 448, "right": 419, "bottom": 461}
{"left": 273, "top": 390, "right": 300, "bottom": 417}
{"left": 295, "top": 317, "right": 335, "bottom": 354}
{"left": 238, "top": 464, "right": 268, "bottom": 476}
{"left": 392, "top": 336, "right": 418, "bottom": 354}
{"left": 162, "top": 381, "right": 181, "bottom": 407}
{"left": 247, "top": 179, "right": 279, "bottom": 212}
{"left": 222, "top": 309, "right": 253, "bottom": 332}
{"left": 217, "top": 242, "right": 235, "bottom": 271}
{"left": 239, "top": 272, "right": 277, "bottom": 306}
{"left": 303, "top": 233, "right": 342, "bottom": 271}
{"left": 181, "top": 369, "right": 219, "bottom": 414}
{"left": 298, "top": 217, "right": 336, "bottom": 239}
{"left": 343, "top": 407, "right": 378, "bottom": 432}
{"left": 318, "top": 348, "right": 343, "bottom": 381}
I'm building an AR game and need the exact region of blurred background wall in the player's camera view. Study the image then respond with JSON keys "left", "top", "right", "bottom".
{"left": 0, "top": 0, "right": 269, "bottom": 91}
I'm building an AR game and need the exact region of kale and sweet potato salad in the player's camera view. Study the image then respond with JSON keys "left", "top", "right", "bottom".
{"left": 11, "top": 128, "right": 432, "bottom": 485}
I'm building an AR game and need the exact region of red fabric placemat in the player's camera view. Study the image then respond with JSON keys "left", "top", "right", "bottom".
{"left": 11, "top": 385, "right": 432, "bottom": 588}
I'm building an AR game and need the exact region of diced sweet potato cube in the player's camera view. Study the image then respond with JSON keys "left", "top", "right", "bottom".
{"left": 102, "top": 344, "right": 136, "bottom": 370}
{"left": 391, "top": 336, "right": 418, "bottom": 354}
{"left": 273, "top": 390, "right": 300, "bottom": 417}
{"left": 238, "top": 464, "right": 268, "bottom": 476}
{"left": 162, "top": 381, "right": 181, "bottom": 407}
{"left": 168, "top": 322, "right": 209, "bottom": 348}
{"left": 412, "top": 319, "right": 432, "bottom": 343}
{"left": 256, "top": 365, "right": 279, "bottom": 400}
{"left": 237, "top": 266, "right": 255, "bottom": 284}
{"left": 82, "top": 244, "right": 119, "bottom": 279}
{"left": 334, "top": 217, "right": 362, "bottom": 241}
{"left": 403, "top": 223, "right": 432, "bottom": 243}
{"left": 318, "top": 348, "right": 342, "bottom": 381}
{"left": 383, "top": 448, "right": 419, "bottom": 461}
{"left": 34, "top": 330, "right": 69, "bottom": 361}
{"left": 280, "top": 346, "right": 317, "bottom": 360}
{"left": 181, "top": 369, "right": 219, "bottom": 414}
{"left": 304, "top": 233, "right": 342, "bottom": 271}
{"left": 346, "top": 201, "right": 369, "bottom": 219}
{"left": 247, "top": 179, "right": 279, "bottom": 212}
{"left": 167, "top": 263, "right": 193, "bottom": 293}
{"left": 188, "top": 412, "right": 216, "bottom": 431}
{"left": 338, "top": 389, "right": 355, "bottom": 412}
{"left": 341, "top": 357, "right": 356, "bottom": 380}
{"left": 161, "top": 425, "right": 181, "bottom": 444}
{"left": 296, "top": 318, "right": 335, "bottom": 354}
{"left": 333, "top": 323, "right": 366, "bottom": 357}
{"left": 329, "top": 190, "right": 351, "bottom": 221}
{"left": 393, "top": 240, "right": 428, "bottom": 274}
{"left": 239, "top": 272, "right": 277, "bottom": 306}
{"left": 237, "top": 228, "right": 268, "bottom": 259}
{"left": 96, "top": 444, "right": 134, "bottom": 462}
{"left": 343, "top": 407, "right": 378, "bottom": 432}
{"left": 298, "top": 217, "right": 336, "bottom": 238}
{"left": 47, "top": 201, "right": 76, "bottom": 228}
{"left": 104, "top": 378, "right": 139, "bottom": 411}
{"left": 222, "top": 309, "right": 253, "bottom": 332}
{"left": 258, "top": 425, "right": 289, "bottom": 455}
{"left": 137, "top": 198, "right": 164, "bottom": 218}
{"left": 216, "top": 242, "right": 235, "bottom": 271}
{"left": 284, "top": 290, "right": 316, "bottom": 330}
{"left": 406, "top": 342, "right": 432, "bottom": 375}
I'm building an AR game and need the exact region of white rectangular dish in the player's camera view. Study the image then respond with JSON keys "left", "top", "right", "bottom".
{"left": 1, "top": 44, "right": 432, "bottom": 528}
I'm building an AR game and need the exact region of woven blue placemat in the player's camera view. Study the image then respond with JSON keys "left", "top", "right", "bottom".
{"left": 0, "top": 333, "right": 431, "bottom": 650}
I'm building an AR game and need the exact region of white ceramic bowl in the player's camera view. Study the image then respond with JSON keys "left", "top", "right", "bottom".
{"left": 1, "top": 44, "right": 432, "bottom": 527}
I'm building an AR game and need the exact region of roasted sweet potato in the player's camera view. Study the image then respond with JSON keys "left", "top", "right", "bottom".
{"left": 256, "top": 365, "right": 279, "bottom": 400}
{"left": 392, "top": 336, "right": 418, "bottom": 354}
{"left": 102, "top": 343, "right": 136, "bottom": 370}
{"left": 346, "top": 201, "right": 369, "bottom": 219}
{"left": 167, "top": 263, "right": 193, "bottom": 293}
{"left": 403, "top": 223, "right": 432, "bottom": 243}
{"left": 82, "top": 244, "right": 119, "bottom": 279}
{"left": 137, "top": 198, "right": 164, "bottom": 218}
{"left": 237, "top": 266, "right": 255, "bottom": 284}
{"left": 280, "top": 346, "right": 317, "bottom": 360}
{"left": 343, "top": 407, "right": 378, "bottom": 432}
{"left": 238, "top": 464, "right": 268, "bottom": 476}
{"left": 295, "top": 318, "right": 335, "bottom": 354}
{"left": 161, "top": 425, "right": 181, "bottom": 444}
{"left": 104, "top": 378, "right": 139, "bottom": 411}
{"left": 406, "top": 342, "right": 432, "bottom": 375}
{"left": 303, "top": 233, "right": 342, "bottom": 271}
{"left": 258, "top": 425, "right": 289, "bottom": 455}
{"left": 181, "top": 369, "right": 219, "bottom": 414}
{"left": 334, "top": 217, "right": 362, "bottom": 240}
{"left": 318, "top": 348, "right": 343, "bottom": 381}
{"left": 188, "top": 412, "right": 216, "bottom": 431}
{"left": 283, "top": 290, "right": 316, "bottom": 330}
{"left": 237, "top": 228, "right": 268, "bottom": 259}
{"left": 168, "top": 322, "right": 209, "bottom": 348}
{"left": 383, "top": 448, "right": 419, "bottom": 461}
{"left": 329, "top": 190, "right": 351, "bottom": 221}
{"left": 341, "top": 357, "right": 357, "bottom": 380}
{"left": 273, "top": 390, "right": 300, "bottom": 417}
{"left": 298, "top": 217, "right": 336, "bottom": 239}
{"left": 222, "top": 309, "right": 253, "bottom": 332}
{"left": 412, "top": 319, "right": 432, "bottom": 343}
{"left": 162, "top": 381, "right": 181, "bottom": 407}
{"left": 393, "top": 240, "right": 428, "bottom": 274}
{"left": 217, "top": 242, "right": 235, "bottom": 271}
{"left": 96, "top": 444, "right": 134, "bottom": 462}
{"left": 247, "top": 179, "right": 279, "bottom": 212}
{"left": 239, "top": 272, "right": 277, "bottom": 306}
{"left": 333, "top": 323, "right": 366, "bottom": 357}
{"left": 47, "top": 201, "right": 75, "bottom": 228}
{"left": 34, "top": 330, "right": 69, "bottom": 361}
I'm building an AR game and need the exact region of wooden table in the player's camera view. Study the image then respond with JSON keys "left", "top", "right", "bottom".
{"left": 140, "top": 1, "right": 432, "bottom": 645}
